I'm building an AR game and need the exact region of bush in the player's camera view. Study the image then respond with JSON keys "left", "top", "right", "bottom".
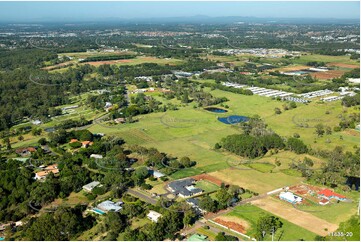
{"left": 140, "top": 183, "right": 152, "bottom": 190}
{"left": 69, "top": 141, "right": 82, "bottom": 149}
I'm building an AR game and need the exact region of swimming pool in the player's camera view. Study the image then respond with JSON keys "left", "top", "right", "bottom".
{"left": 92, "top": 208, "right": 106, "bottom": 215}
{"left": 218, "top": 115, "right": 249, "bottom": 124}
{"left": 0, "top": 237, "right": 5, "bottom": 241}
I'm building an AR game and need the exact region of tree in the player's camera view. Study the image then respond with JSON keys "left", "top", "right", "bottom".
{"left": 38, "top": 138, "right": 47, "bottom": 145}
{"left": 179, "top": 156, "right": 194, "bottom": 167}
{"left": 182, "top": 90, "right": 189, "bottom": 103}
{"left": 199, "top": 195, "right": 218, "bottom": 213}
{"left": 215, "top": 232, "right": 238, "bottom": 241}
{"left": 287, "top": 137, "right": 308, "bottom": 154}
{"left": 215, "top": 188, "right": 233, "bottom": 209}
{"left": 18, "top": 135, "right": 24, "bottom": 141}
{"left": 2, "top": 137, "right": 11, "bottom": 150}
{"left": 255, "top": 214, "right": 283, "bottom": 241}
{"left": 325, "top": 126, "right": 332, "bottom": 135}
{"left": 274, "top": 107, "right": 282, "bottom": 115}
{"left": 315, "top": 124, "right": 325, "bottom": 137}
{"left": 214, "top": 143, "right": 221, "bottom": 149}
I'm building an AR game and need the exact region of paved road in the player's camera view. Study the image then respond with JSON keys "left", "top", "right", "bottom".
{"left": 127, "top": 189, "right": 158, "bottom": 205}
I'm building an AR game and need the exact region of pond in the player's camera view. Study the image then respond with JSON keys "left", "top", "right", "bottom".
{"left": 204, "top": 107, "right": 228, "bottom": 113}
{"left": 218, "top": 115, "right": 249, "bottom": 124}
{"left": 44, "top": 127, "right": 56, "bottom": 132}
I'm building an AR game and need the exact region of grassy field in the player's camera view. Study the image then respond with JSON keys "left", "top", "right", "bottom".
{"left": 209, "top": 167, "right": 304, "bottom": 194}
{"left": 195, "top": 180, "right": 220, "bottom": 193}
{"left": 292, "top": 54, "right": 360, "bottom": 65}
{"left": 222, "top": 204, "right": 317, "bottom": 241}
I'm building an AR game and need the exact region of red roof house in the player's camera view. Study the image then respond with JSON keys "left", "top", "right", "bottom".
{"left": 318, "top": 189, "right": 346, "bottom": 200}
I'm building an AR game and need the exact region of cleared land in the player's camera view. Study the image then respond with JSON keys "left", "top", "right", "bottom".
{"left": 310, "top": 70, "right": 346, "bottom": 79}
{"left": 251, "top": 196, "right": 338, "bottom": 236}
{"left": 326, "top": 62, "right": 360, "bottom": 69}
{"left": 221, "top": 204, "right": 317, "bottom": 240}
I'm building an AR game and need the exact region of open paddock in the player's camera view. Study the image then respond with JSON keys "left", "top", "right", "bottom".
{"left": 326, "top": 62, "right": 360, "bottom": 69}
{"left": 310, "top": 70, "right": 346, "bottom": 80}
{"left": 251, "top": 196, "right": 338, "bottom": 236}
{"left": 220, "top": 204, "right": 317, "bottom": 240}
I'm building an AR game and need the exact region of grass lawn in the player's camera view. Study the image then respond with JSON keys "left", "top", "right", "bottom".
{"left": 209, "top": 167, "right": 304, "bottom": 194}
{"left": 246, "top": 163, "right": 275, "bottom": 173}
{"left": 280, "top": 169, "right": 303, "bottom": 177}
{"left": 224, "top": 204, "right": 317, "bottom": 241}
{"left": 195, "top": 180, "right": 220, "bottom": 193}
{"left": 292, "top": 54, "right": 359, "bottom": 65}
{"left": 195, "top": 227, "right": 217, "bottom": 240}
{"left": 131, "top": 217, "right": 150, "bottom": 230}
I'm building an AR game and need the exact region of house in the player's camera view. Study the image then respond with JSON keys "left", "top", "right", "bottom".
{"left": 168, "top": 178, "right": 203, "bottom": 198}
{"left": 114, "top": 118, "right": 126, "bottom": 124}
{"left": 83, "top": 181, "right": 101, "bottom": 192}
{"left": 318, "top": 189, "right": 346, "bottom": 201}
{"left": 31, "top": 120, "right": 42, "bottom": 125}
{"left": 34, "top": 164, "right": 59, "bottom": 180}
{"left": 279, "top": 191, "right": 303, "bottom": 204}
{"left": 148, "top": 169, "right": 165, "bottom": 178}
{"left": 188, "top": 234, "right": 208, "bottom": 241}
{"left": 186, "top": 198, "right": 206, "bottom": 214}
{"left": 104, "top": 102, "right": 112, "bottom": 109}
{"left": 69, "top": 139, "right": 79, "bottom": 143}
{"left": 97, "top": 200, "right": 122, "bottom": 213}
{"left": 15, "top": 147, "right": 37, "bottom": 156}
{"left": 147, "top": 210, "right": 162, "bottom": 223}
{"left": 90, "top": 154, "right": 103, "bottom": 159}
{"left": 319, "top": 198, "right": 330, "bottom": 206}
{"left": 81, "top": 141, "right": 93, "bottom": 148}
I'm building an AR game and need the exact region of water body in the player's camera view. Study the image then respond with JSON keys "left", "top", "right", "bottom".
{"left": 204, "top": 107, "right": 228, "bottom": 113}
{"left": 44, "top": 127, "right": 56, "bottom": 132}
{"left": 218, "top": 115, "right": 249, "bottom": 124}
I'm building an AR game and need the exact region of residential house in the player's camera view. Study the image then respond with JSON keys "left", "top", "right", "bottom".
{"left": 83, "top": 181, "right": 101, "bottom": 192}
{"left": 114, "top": 118, "right": 126, "bottom": 124}
{"left": 34, "top": 164, "right": 59, "bottom": 180}
{"left": 69, "top": 139, "right": 79, "bottom": 143}
{"left": 147, "top": 210, "right": 162, "bottom": 223}
{"left": 96, "top": 200, "right": 122, "bottom": 213}
{"left": 168, "top": 178, "right": 203, "bottom": 198}
{"left": 148, "top": 169, "right": 165, "bottom": 178}
{"left": 318, "top": 189, "right": 346, "bottom": 201}
{"left": 186, "top": 198, "right": 206, "bottom": 214}
{"left": 15, "top": 147, "right": 37, "bottom": 156}
{"left": 81, "top": 141, "right": 93, "bottom": 148}
{"left": 90, "top": 154, "right": 103, "bottom": 159}
{"left": 319, "top": 198, "right": 330, "bottom": 206}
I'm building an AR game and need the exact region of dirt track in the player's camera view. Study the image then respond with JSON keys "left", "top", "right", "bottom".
{"left": 251, "top": 197, "right": 338, "bottom": 236}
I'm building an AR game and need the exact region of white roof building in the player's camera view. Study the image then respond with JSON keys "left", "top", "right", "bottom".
{"left": 279, "top": 191, "right": 303, "bottom": 204}
{"left": 97, "top": 200, "right": 122, "bottom": 212}
{"left": 147, "top": 210, "right": 162, "bottom": 223}
{"left": 83, "top": 181, "right": 101, "bottom": 192}
{"left": 90, "top": 154, "right": 103, "bottom": 159}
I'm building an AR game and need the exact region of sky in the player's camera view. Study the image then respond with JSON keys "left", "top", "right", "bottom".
{"left": 0, "top": 1, "right": 359, "bottom": 22}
